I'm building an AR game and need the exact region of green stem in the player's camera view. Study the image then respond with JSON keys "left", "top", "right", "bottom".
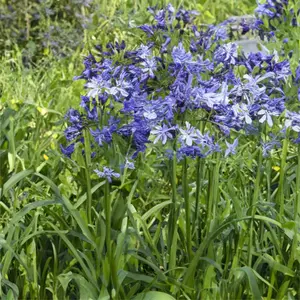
{"left": 267, "top": 268, "right": 276, "bottom": 300}
{"left": 207, "top": 153, "right": 220, "bottom": 232}
{"left": 84, "top": 130, "right": 92, "bottom": 224}
{"left": 276, "top": 144, "right": 300, "bottom": 299}
{"left": 277, "top": 133, "right": 289, "bottom": 216}
{"left": 183, "top": 157, "right": 192, "bottom": 261}
{"left": 104, "top": 180, "right": 118, "bottom": 296}
{"left": 248, "top": 147, "right": 262, "bottom": 266}
{"left": 168, "top": 153, "right": 177, "bottom": 276}
{"left": 295, "top": 144, "right": 300, "bottom": 229}
{"left": 104, "top": 180, "right": 111, "bottom": 287}
{"left": 194, "top": 157, "right": 203, "bottom": 244}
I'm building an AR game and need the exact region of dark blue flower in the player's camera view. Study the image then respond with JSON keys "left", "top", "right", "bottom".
{"left": 64, "top": 126, "right": 83, "bottom": 142}
{"left": 295, "top": 65, "right": 300, "bottom": 83}
{"left": 177, "top": 146, "right": 204, "bottom": 160}
{"left": 66, "top": 108, "right": 82, "bottom": 124}
{"left": 272, "top": 60, "right": 291, "bottom": 80}
{"left": 60, "top": 143, "right": 75, "bottom": 158}
{"left": 86, "top": 105, "right": 98, "bottom": 121}
{"left": 155, "top": 9, "right": 166, "bottom": 29}
{"left": 139, "top": 24, "right": 154, "bottom": 36}
{"left": 90, "top": 126, "right": 114, "bottom": 146}
{"left": 161, "top": 35, "right": 171, "bottom": 53}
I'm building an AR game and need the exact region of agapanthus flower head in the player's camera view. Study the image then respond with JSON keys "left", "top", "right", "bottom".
{"left": 94, "top": 167, "right": 120, "bottom": 183}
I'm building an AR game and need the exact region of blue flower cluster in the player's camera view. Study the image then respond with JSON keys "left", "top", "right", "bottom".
{"left": 61, "top": 2, "right": 300, "bottom": 180}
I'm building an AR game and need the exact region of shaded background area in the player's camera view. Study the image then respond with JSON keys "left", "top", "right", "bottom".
{"left": 0, "top": 0, "right": 257, "bottom": 63}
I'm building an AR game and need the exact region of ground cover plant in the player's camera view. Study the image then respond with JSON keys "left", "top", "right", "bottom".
{"left": 1, "top": 0, "right": 300, "bottom": 299}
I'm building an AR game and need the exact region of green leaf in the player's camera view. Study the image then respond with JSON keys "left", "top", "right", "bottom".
{"left": 141, "top": 200, "right": 172, "bottom": 221}
{"left": 132, "top": 291, "right": 176, "bottom": 300}
{"left": 73, "top": 274, "right": 98, "bottom": 300}
{"left": 234, "top": 267, "right": 261, "bottom": 300}
{"left": 263, "top": 254, "right": 295, "bottom": 277}
{"left": 3, "top": 169, "right": 33, "bottom": 196}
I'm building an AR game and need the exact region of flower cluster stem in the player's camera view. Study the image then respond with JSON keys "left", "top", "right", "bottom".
{"left": 183, "top": 157, "right": 192, "bottom": 261}
{"left": 248, "top": 147, "right": 262, "bottom": 266}
{"left": 277, "top": 134, "right": 289, "bottom": 216}
{"left": 168, "top": 153, "right": 178, "bottom": 276}
{"left": 194, "top": 157, "right": 203, "bottom": 244}
{"left": 276, "top": 144, "right": 300, "bottom": 299}
{"left": 84, "top": 130, "right": 92, "bottom": 224}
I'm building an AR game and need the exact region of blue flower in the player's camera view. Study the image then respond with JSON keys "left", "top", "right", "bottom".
{"left": 161, "top": 35, "right": 171, "bottom": 53}
{"left": 285, "top": 111, "right": 300, "bottom": 133}
{"left": 214, "top": 43, "right": 238, "bottom": 65}
{"left": 151, "top": 124, "right": 175, "bottom": 144}
{"left": 60, "top": 143, "right": 75, "bottom": 158}
{"left": 94, "top": 167, "right": 120, "bottom": 183}
{"left": 255, "top": 3, "right": 276, "bottom": 18}
{"left": 90, "top": 126, "right": 114, "bottom": 146}
{"left": 257, "top": 109, "right": 276, "bottom": 127}
{"left": 64, "top": 126, "right": 83, "bottom": 142}
{"left": 66, "top": 108, "right": 82, "bottom": 124}
{"left": 225, "top": 138, "right": 238, "bottom": 157}
{"left": 177, "top": 146, "right": 204, "bottom": 160}
{"left": 294, "top": 65, "right": 300, "bottom": 83}
{"left": 272, "top": 60, "right": 291, "bottom": 80}
{"left": 124, "top": 159, "right": 135, "bottom": 170}
{"left": 141, "top": 57, "right": 157, "bottom": 78}
{"left": 139, "top": 24, "right": 154, "bottom": 36}
{"left": 261, "top": 140, "right": 281, "bottom": 157}
{"left": 172, "top": 43, "right": 193, "bottom": 65}
{"left": 86, "top": 105, "right": 98, "bottom": 121}
{"left": 86, "top": 77, "right": 110, "bottom": 98}
{"left": 178, "top": 122, "right": 198, "bottom": 146}
{"left": 154, "top": 9, "right": 166, "bottom": 29}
